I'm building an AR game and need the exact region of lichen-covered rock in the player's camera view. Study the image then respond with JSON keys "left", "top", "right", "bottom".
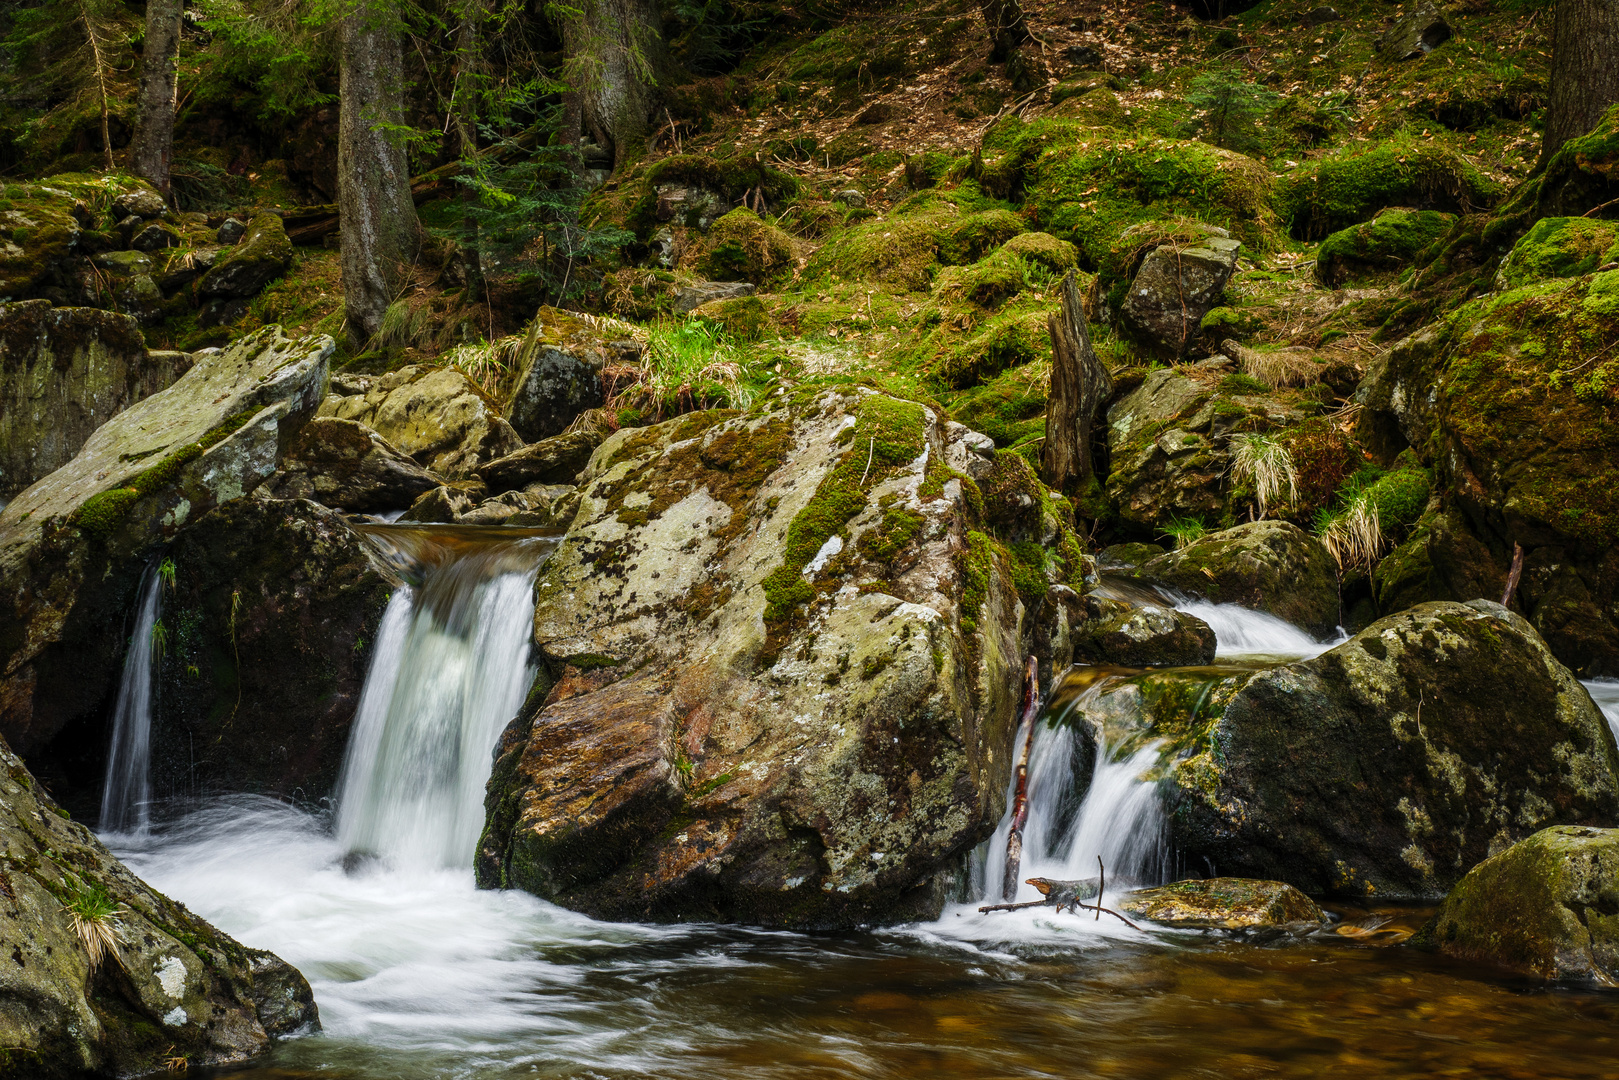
{"left": 197, "top": 212, "right": 294, "bottom": 299}
{"left": 1119, "top": 878, "right": 1325, "bottom": 930}
{"left": 1104, "top": 368, "right": 1229, "bottom": 528}
{"left": 153, "top": 498, "right": 392, "bottom": 800}
{"left": 1376, "top": 3, "right": 1451, "bottom": 60}
{"left": 478, "top": 429, "right": 604, "bottom": 493}
{"left": 1134, "top": 520, "right": 1340, "bottom": 636}
{"left": 476, "top": 392, "right": 1037, "bottom": 928}
{"left": 1314, "top": 209, "right": 1455, "bottom": 287}
{"left": 112, "top": 187, "right": 167, "bottom": 219}
{"left": 0, "top": 326, "right": 332, "bottom": 760}
{"left": 1163, "top": 601, "right": 1619, "bottom": 899}
{"left": 1416, "top": 825, "right": 1619, "bottom": 983}
{"left": 0, "top": 737, "right": 317, "bottom": 1076}
{"left": 1070, "top": 595, "right": 1216, "bottom": 667}
{"left": 1119, "top": 238, "right": 1242, "bottom": 360}
{"left": 673, "top": 281, "right": 755, "bottom": 314}
{"left": 0, "top": 302, "right": 184, "bottom": 499}
{"left": 261, "top": 416, "right": 442, "bottom": 512}
{"left": 320, "top": 365, "right": 523, "bottom": 479}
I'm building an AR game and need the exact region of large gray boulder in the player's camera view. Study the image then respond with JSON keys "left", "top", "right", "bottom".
{"left": 262, "top": 416, "right": 443, "bottom": 512}
{"left": 1134, "top": 520, "right": 1340, "bottom": 637}
{"left": 319, "top": 366, "right": 523, "bottom": 479}
{"left": 0, "top": 738, "right": 317, "bottom": 1074}
{"left": 500, "top": 310, "right": 633, "bottom": 441}
{"left": 1416, "top": 825, "right": 1619, "bottom": 983}
{"left": 0, "top": 326, "right": 332, "bottom": 758}
{"left": 0, "top": 301, "right": 184, "bottom": 499}
{"left": 1119, "top": 238, "right": 1241, "bottom": 360}
{"left": 477, "top": 392, "right": 1030, "bottom": 929}
{"left": 1158, "top": 601, "right": 1619, "bottom": 899}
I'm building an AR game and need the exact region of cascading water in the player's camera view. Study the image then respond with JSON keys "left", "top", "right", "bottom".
{"left": 1586, "top": 679, "right": 1619, "bottom": 743}
{"left": 335, "top": 524, "right": 551, "bottom": 869}
{"left": 100, "top": 558, "right": 165, "bottom": 833}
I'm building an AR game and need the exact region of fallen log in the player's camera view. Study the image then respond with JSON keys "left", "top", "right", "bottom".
{"left": 1000, "top": 655, "right": 1042, "bottom": 901}
{"left": 978, "top": 869, "right": 1143, "bottom": 931}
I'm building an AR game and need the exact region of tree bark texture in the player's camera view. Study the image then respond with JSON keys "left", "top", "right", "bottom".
{"left": 449, "top": 0, "right": 486, "bottom": 299}
{"left": 1042, "top": 270, "right": 1113, "bottom": 492}
{"left": 1541, "top": 0, "right": 1619, "bottom": 166}
{"left": 131, "top": 0, "right": 182, "bottom": 198}
{"left": 1000, "top": 656, "right": 1042, "bottom": 902}
{"left": 560, "top": 0, "right": 668, "bottom": 169}
{"left": 981, "top": 0, "right": 1033, "bottom": 62}
{"left": 339, "top": 0, "right": 420, "bottom": 343}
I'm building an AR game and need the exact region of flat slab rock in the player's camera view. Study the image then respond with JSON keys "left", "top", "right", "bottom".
{"left": 1119, "top": 878, "right": 1326, "bottom": 930}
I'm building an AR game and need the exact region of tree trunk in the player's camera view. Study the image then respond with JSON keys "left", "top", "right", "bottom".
{"left": 339, "top": 0, "right": 420, "bottom": 344}
{"left": 131, "top": 0, "right": 182, "bottom": 199}
{"left": 1541, "top": 0, "right": 1619, "bottom": 167}
{"left": 449, "top": 0, "right": 486, "bottom": 300}
{"left": 981, "top": 0, "right": 1033, "bottom": 62}
{"left": 560, "top": 0, "right": 667, "bottom": 170}
{"left": 1042, "top": 270, "right": 1113, "bottom": 493}
{"left": 1000, "top": 656, "right": 1042, "bottom": 902}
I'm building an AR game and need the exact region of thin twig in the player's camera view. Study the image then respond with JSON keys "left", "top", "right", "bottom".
{"left": 859, "top": 437, "right": 875, "bottom": 487}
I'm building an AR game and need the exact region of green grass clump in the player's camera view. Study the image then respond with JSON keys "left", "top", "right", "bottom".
{"left": 1219, "top": 372, "right": 1271, "bottom": 395}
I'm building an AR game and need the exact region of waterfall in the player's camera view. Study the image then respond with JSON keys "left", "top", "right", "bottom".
{"left": 1587, "top": 680, "right": 1619, "bottom": 745}
{"left": 335, "top": 525, "right": 556, "bottom": 871}
{"left": 100, "top": 559, "right": 164, "bottom": 833}
{"left": 1093, "top": 574, "right": 1343, "bottom": 660}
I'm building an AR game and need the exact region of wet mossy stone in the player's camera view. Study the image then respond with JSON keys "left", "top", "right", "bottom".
{"left": 1119, "top": 878, "right": 1325, "bottom": 930}
{"left": 1417, "top": 826, "right": 1619, "bottom": 983}
{"left": 1276, "top": 140, "right": 1501, "bottom": 240}
{"left": 1166, "top": 601, "right": 1619, "bottom": 900}
{"left": 478, "top": 429, "right": 604, "bottom": 493}
{"left": 1070, "top": 595, "right": 1217, "bottom": 666}
{"left": 1134, "top": 520, "right": 1339, "bottom": 637}
{"left": 197, "top": 211, "right": 293, "bottom": 299}
{"left": 1314, "top": 209, "right": 1455, "bottom": 287}
{"left": 697, "top": 208, "right": 796, "bottom": 287}
{"left": 1493, "top": 217, "right": 1619, "bottom": 291}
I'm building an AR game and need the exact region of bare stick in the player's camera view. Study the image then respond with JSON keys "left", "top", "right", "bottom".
{"left": 1501, "top": 542, "right": 1525, "bottom": 608}
{"left": 1073, "top": 902, "right": 1143, "bottom": 932}
{"left": 1096, "top": 857, "right": 1104, "bottom": 922}
{"left": 976, "top": 899, "right": 1048, "bottom": 913}
{"left": 1000, "top": 656, "right": 1042, "bottom": 901}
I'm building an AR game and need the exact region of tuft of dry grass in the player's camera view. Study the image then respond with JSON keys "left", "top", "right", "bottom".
{"left": 1229, "top": 433, "right": 1297, "bottom": 519}
{"left": 1223, "top": 339, "right": 1320, "bottom": 388}
{"left": 1317, "top": 490, "right": 1384, "bottom": 571}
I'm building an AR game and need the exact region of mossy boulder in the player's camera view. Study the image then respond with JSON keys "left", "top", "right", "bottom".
{"left": 0, "top": 738, "right": 317, "bottom": 1076}
{"left": 1119, "top": 237, "right": 1242, "bottom": 360}
{"left": 692, "top": 294, "right": 769, "bottom": 339}
{"left": 476, "top": 392, "right": 1029, "bottom": 929}
{"left": 805, "top": 204, "right": 1022, "bottom": 292}
{"left": 0, "top": 301, "right": 183, "bottom": 499}
{"left": 696, "top": 208, "right": 796, "bottom": 287}
{"left": 1070, "top": 595, "right": 1217, "bottom": 666}
{"left": 1314, "top": 208, "right": 1455, "bottom": 287}
{"left": 153, "top": 497, "right": 393, "bottom": 801}
{"left": 261, "top": 416, "right": 442, "bottom": 511}
{"left": 930, "top": 248, "right": 1031, "bottom": 309}
{"left": 1104, "top": 368, "right": 1231, "bottom": 531}
{"left": 320, "top": 365, "right": 524, "bottom": 479}
{"left": 1493, "top": 217, "right": 1619, "bottom": 291}
{"left": 477, "top": 429, "right": 604, "bottom": 493}
{"left": 0, "top": 326, "right": 332, "bottom": 762}
{"left": 1276, "top": 140, "right": 1501, "bottom": 240}
{"left": 1534, "top": 103, "right": 1619, "bottom": 220}
{"left": 1163, "top": 601, "right": 1619, "bottom": 899}
{"left": 1135, "top": 520, "right": 1340, "bottom": 637}
{"left": 1416, "top": 825, "right": 1619, "bottom": 983}
{"left": 196, "top": 211, "right": 294, "bottom": 299}
{"left": 1119, "top": 878, "right": 1325, "bottom": 930}
{"left": 0, "top": 195, "right": 81, "bottom": 300}
{"left": 934, "top": 309, "right": 1051, "bottom": 389}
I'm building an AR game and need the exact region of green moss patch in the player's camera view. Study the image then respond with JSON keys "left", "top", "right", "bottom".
{"left": 1277, "top": 138, "right": 1502, "bottom": 240}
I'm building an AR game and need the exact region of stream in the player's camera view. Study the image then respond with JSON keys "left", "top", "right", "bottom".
{"left": 104, "top": 537, "right": 1619, "bottom": 1079}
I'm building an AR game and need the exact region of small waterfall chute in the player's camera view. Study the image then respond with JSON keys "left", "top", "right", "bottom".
{"left": 100, "top": 559, "right": 165, "bottom": 834}
{"left": 336, "top": 524, "right": 558, "bottom": 871}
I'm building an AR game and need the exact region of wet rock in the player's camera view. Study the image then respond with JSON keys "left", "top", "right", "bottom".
{"left": 1377, "top": 3, "right": 1451, "bottom": 60}
{"left": 1064, "top": 43, "right": 1103, "bottom": 66}
{"left": 1120, "top": 878, "right": 1326, "bottom": 930}
{"left": 1119, "top": 238, "right": 1242, "bottom": 360}
{"left": 834, "top": 189, "right": 866, "bottom": 207}
{"left": 477, "top": 393, "right": 1029, "bottom": 929}
{"left": 197, "top": 212, "right": 294, "bottom": 299}
{"left": 0, "top": 198, "right": 81, "bottom": 300}
{"left": 0, "top": 732, "right": 317, "bottom": 1074}
{"left": 674, "top": 280, "right": 756, "bottom": 314}
{"left": 1164, "top": 601, "right": 1619, "bottom": 899}
{"left": 112, "top": 187, "right": 168, "bottom": 219}
{"left": 1416, "top": 825, "right": 1619, "bottom": 983}
{"left": 154, "top": 497, "right": 392, "bottom": 800}
{"left": 478, "top": 429, "right": 604, "bottom": 493}
{"left": 261, "top": 416, "right": 443, "bottom": 512}
{"left": 1134, "top": 520, "right": 1340, "bottom": 637}
{"left": 0, "top": 326, "right": 332, "bottom": 759}
{"left": 400, "top": 484, "right": 477, "bottom": 523}
{"left": 154, "top": 245, "right": 222, "bottom": 292}
{"left": 91, "top": 249, "right": 154, "bottom": 278}
{"left": 1070, "top": 595, "right": 1216, "bottom": 667}
{"left": 319, "top": 365, "right": 523, "bottom": 479}
{"left": 1098, "top": 542, "right": 1167, "bottom": 570}
{"left": 0, "top": 302, "right": 184, "bottom": 499}
{"left": 216, "top": 217, "right": 247, "bottom": 245}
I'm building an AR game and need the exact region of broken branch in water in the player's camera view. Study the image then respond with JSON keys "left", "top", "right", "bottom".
{"left": 1000, "top": 655, "right": 1042, "bottom": 901}
{"left": 976, "top": 899, "right": 1048, "bottom": 913}
{"left": 978, "top": 863, "right": 1145, "bottom": 931}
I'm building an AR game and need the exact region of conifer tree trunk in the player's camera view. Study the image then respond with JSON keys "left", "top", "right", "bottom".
{"left": 1541, "top": 0, "right": 1619, "bottom": 166}
{"left": 1042, "top": 271, "right": 1112, "bottom": 492}
{"left": 560, "top": 0, "right": 667, "bottom": 169}
{"left": 449, "top": 0, "right": 486, "bottom": 300}
{"left": 339, "top": 0, "right": 420, "bottom": 344}
{"left": 132, "top": 0, "right": 182, "bottom": 198}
